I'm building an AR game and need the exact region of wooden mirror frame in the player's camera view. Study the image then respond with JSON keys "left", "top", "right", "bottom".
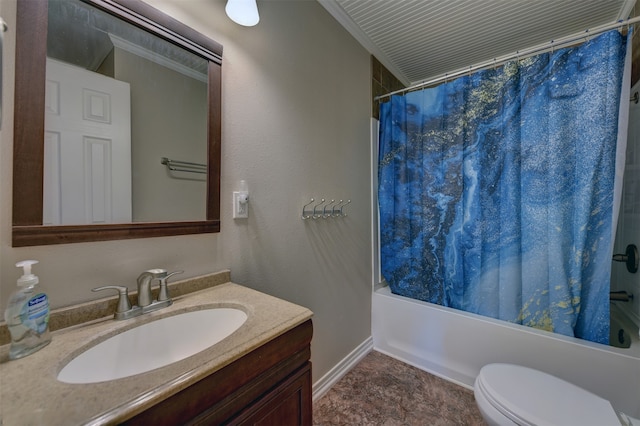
{"left": 12, "top": 0, "right": 222, "bottom": 247}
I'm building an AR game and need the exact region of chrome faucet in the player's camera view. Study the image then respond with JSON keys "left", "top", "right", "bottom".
{"left": 137, "top": 269, "right": 167, "bottom": 307}
{"left": 93, "top": 269, "right": 183, "bottom": 320}
{"left": 136, "top": 269, "right": 184, "bottom": 313}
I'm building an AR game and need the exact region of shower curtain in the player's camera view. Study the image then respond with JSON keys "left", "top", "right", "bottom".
{"left": 378, "top": 29, "right": 631, "bottom": 345}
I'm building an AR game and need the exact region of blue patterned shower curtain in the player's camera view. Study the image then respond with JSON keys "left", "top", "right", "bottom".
{"left": 378, "top": 30, "right": 631, "bottom": 345}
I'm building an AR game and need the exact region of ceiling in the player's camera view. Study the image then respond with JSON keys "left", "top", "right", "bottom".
{"left": 318, "top": 0, "right": 637, "bottom": 87}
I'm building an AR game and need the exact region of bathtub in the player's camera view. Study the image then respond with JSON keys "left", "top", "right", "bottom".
{"left": 372, "top": 284, "right": 640, "bottom": 418}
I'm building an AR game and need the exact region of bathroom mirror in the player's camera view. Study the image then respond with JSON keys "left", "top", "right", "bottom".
{"left": 13, "top": 0, "right": 222, "bottom": 246}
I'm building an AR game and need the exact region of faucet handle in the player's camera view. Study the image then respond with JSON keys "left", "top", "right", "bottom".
{"left": 158, "top": 270, "right": 184, "bottom": 302}
{"left": 144, "top": 268, "right": 168, "bottom": 278}
{"left": 92, "top": 285, "right": 132, "bottom": 315}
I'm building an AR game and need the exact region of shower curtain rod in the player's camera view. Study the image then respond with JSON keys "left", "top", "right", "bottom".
{"left": 375, "top": 16, "right": 640, "bottom": 101}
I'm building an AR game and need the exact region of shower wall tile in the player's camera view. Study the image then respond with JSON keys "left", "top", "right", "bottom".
{"left": 632, "top": 28, "right": 640, "bottom": 88}
{"left": 613, "top": 82, "right": 640, "bottom": 323}
{"left": 371, "top": 56, "right": 405, "bottom": 119}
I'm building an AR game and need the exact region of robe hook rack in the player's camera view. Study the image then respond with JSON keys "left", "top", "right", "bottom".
{"left": 301, "top": 198, "right": 351, "bottom": 220}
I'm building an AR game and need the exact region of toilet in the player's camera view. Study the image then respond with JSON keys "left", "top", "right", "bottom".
{"left": 474, "top": 363, "right": 640, "bottom": 426}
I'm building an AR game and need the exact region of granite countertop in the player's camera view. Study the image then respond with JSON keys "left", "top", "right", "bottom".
{"left": 0, "top": 271, "right": 313, "bottom": 425}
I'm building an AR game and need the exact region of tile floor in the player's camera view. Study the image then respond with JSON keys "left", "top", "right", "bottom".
{"left": 313, "top": 350, "right": 485, "bottom": 425}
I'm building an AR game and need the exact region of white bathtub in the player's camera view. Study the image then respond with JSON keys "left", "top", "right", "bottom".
{"left": 372, "top": 284, "right": 640, "bottom": 418}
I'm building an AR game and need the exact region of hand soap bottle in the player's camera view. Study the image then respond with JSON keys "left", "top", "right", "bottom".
{"left": 4, "top": 260, "right": 51, "bottom": 360}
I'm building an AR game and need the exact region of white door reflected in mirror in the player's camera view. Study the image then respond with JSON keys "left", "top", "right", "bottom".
{"left": 44, "top": 58, "right": 132, "bottom": 225}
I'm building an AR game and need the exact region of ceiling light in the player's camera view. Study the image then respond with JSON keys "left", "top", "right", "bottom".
{"left": 225, "top": 0, "right": 259, "bottom": 27}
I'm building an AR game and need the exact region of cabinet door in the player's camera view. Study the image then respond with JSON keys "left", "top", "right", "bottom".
{"left": 230, "top": 363, "right": 312, "bottom": 426}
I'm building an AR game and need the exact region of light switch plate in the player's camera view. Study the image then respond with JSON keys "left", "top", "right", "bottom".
{"left": 233, "top": 192, "right": 249, "bottom": 219}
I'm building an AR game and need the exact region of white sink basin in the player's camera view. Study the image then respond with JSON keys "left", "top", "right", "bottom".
{"left": 57, "top": 308, "right": 247, "bottom": 384}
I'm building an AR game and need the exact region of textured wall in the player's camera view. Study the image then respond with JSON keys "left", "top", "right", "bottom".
{"left": 0, "top": 0, "right": 372, "bottom": 384}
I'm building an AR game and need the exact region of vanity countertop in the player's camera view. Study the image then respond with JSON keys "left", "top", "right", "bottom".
{"left": 0, "top": 274, "right": 313, "bottom": 425}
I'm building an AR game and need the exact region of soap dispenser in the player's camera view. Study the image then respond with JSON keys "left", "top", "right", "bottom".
{"left": 4, "top": 260, "right": 51, "bottom": 360}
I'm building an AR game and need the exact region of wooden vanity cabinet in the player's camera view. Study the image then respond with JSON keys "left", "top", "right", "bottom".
{"left": 123, "top": 320, "right": 312, "bottom": 426}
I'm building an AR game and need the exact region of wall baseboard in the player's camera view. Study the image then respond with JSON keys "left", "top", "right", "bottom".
{"left": 312, "top": 336, "right": 374, "bottom": 402}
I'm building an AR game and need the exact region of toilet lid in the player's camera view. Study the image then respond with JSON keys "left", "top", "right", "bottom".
{"left": 476, "top": 364, "right": 620, "bottom": 426}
